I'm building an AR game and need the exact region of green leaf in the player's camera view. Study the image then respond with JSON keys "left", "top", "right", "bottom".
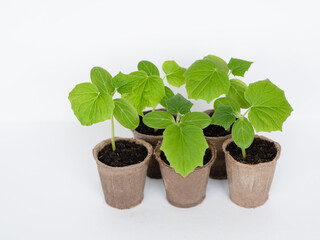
{"left": 112, "top": 71, "right": 141, "bottom": 94}
{"left": 166, "top": 93, "right": 193, "bottom": 114}
{"left": 204, "top": 55, "right": 229, "bottom": 73}
{"left": 214, "top": 97, "right": 240, "bottom": 114}
{"left": 122, "top": 72, "right": 165, "bottom": 115}
{"left": 184, "top": 59, "right": 230, "bottom": 103}
{"left": 113, "top": 98, "right": 139, "bottom": 129}
{"left": 138, "top": 60, "right": 160, "bottom": 76}
{"left": 245, "top": 79, "right": 293, "bottom": 132}
{"left": 162, "top": 60, "right": 186, "bottom": 87}
{"left": 68, "top": 83, "right": 114, "bottom": 126}
{"left": 90, "top": 67, "right": 115, "bottom": 95}
{"left": 227, "top": 58, "right": 253, "bottom": 77}
{"left": 161, "top": 124, "right": 208, "bottom": 177}
{"left": 231, "top": 118, "right": 254, "bottom": 149}
{"left": 160, "top": 86, "right": 175, "bottom": 108}
{"left": 227, "top": 79, "right": 251, "bottom": 108}
{"left": 211, "top": 106, "right": 236, "bottom": 130}
{"left": 143, "top": 111, "right": 175, "bottom": 129}
{"left": 180, "top": 112, "right": 211, "bottom": 129}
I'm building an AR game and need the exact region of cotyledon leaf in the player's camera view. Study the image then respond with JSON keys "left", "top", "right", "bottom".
{"left": 113, "top": 98, "right": 139, "bottom": 129}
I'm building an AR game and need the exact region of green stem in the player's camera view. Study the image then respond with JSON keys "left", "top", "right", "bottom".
{"left": 241, "top": 148, "right": 246, "bottom": 159}
{"left": 111, "top": 115, "right": 116, "bottom": 151}
{"left": 176, "top": 113, "right": 181, "bottom": 124}
{"left": 227, "top": 126, "right": 231, "bottom": 133}
{"left": 228, "top": 71, "right": 231, "bottom": 77}
{"left": 241, "top": 107, "right": 252, "bottom": 119}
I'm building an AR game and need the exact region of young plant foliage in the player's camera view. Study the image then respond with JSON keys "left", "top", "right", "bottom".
{"left": 166, "top": 93, "right": 193, "bottom": 115}
{"left": 90, "top": 67, "right": 115, "bottom": 95}
{"left": 184, "top": 59, "right": 230, "bottom": 103}
{"left": 227, "top": 58, "right": 253, "bottom": 77}
{"left": 68, "top": 66, "right": 140, "bottom": 151}
{"left": 143, "top": 111, "right": 175, "bottom": 129}
{"left": 138, "top": 60, "right": 160, "bottom": 76}
{"left": 160, "top": 86, "right": 175, "bottom": 108}
{"left": 68, "top": 83, "right": 114, "bottom": 126}
{"left": 162, "top": 61, "right": 186, "bottom": 87}
{"left": 161, "top": 124, "right": 209, "bottom": 178}
{"left": 122, "top": 70, "right": 165, "bottom": 115}
{"left": 180, "top": 112, "right": 211, "bottom": 128}
{"left": 227, "top": 79, "right": 251, "bottom": 108}
{"left": 212, "top": 78, "right": 293, "bottom": 158}
{"left": 143, "top": 94, "right": 211, "bottom": 177}
{"left": 211, "top": 105, "right": 235, "bottom": 130}
{"left": 204, "top": 55, "right": 229, "bottom": 73}
{"left": 245, "top": 79, "right": 293, "bottom": 132}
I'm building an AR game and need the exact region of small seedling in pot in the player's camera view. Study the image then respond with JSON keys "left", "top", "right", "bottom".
{"left": 68, "top": 66, "right": 140, "bottom": 151}
{"left": 211, "top": 79, "right": 293, "bottom": 159}
{"left": 143, "top": 93, "right": 212, "bottom": 177}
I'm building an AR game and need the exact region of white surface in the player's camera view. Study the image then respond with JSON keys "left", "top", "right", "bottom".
{"left": 0, "top": 0, "right": 320, "bottom": 239}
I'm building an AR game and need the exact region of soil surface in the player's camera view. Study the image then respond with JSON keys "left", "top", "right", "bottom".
{"left": 135, "top": 115, "right": 165, "bottom": 136}
{"left": 203, "top": 124, "right": 231, "bottom": 137}
{"left": 98, "top": 140, "right": 148, "bottom": 167}
{"left": 160, "top": 148, "right": 212, "bottom": 166}
{"left": 226, "top": 138, "right": 277, "bottom": 164}
{"left": 203, "top": 112, "right": 232, "bottom": 137}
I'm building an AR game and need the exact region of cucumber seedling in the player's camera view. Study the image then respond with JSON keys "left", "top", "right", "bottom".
{"left": 143, "top": 93, "right": 212, "bottom": 177}
{"left": 68, "top": 67, "right": 140, "bottom": 151}
{"left": 211, "top": 79, "right": 293, "bottom": 159}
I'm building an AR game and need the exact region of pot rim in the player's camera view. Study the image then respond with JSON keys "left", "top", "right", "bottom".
{"left": 92, "top": 137, "right": 153, "bottom": 170}
{"left": 222, "top": 134, "right": 281, "bottom": 167}
{"left": 154, "top": 140, "right": 217, "bottom": 173}
{"left": 203, "top": 109, "right": 232, "bottom": 140}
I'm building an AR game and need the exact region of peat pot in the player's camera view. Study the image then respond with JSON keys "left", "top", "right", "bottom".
{"left": 223, "top": 135, "right": 281, "bottom": 208}
{"left": 92, "top": 138, "right": 152, "bottom": 209}
{"left": 154, "top": 141, "right": 216, "bottom": 208}
{"left": 203, "top": 109, "right": 231, "bottom": 179}
{"left": 131, "top": 108, "right": 168, "bottom": 179}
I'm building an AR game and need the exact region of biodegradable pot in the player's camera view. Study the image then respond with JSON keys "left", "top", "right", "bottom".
{"left": 223, "top": 135, "right": 281, "bottom": 208}
{"left": 204, "top": 109, "right": 231, "bottom": 179}
{"left": 131, "top": 108, "right": 167, "bottom": 179}
{"left": 92, "top": 138, "right": 152, "bottom": 209}
{"left": 154, "top": 141, "right": 216, "bottom": 208}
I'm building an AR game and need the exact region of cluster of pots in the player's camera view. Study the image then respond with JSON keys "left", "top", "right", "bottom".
{"left": 92, "top": 109, "right": 281, "bottom": 209}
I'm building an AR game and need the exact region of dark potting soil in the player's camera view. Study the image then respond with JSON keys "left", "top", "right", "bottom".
{"left": 226, "top": 138, "right": 277, "bottom": 164}
{"left": 203, "top": 112, "right": 232, "bottom": 137}
{"left": 203, "top": 124, "right": 231, "bottom": 137}
{"left": 98, "top": 140, "right": 148, "bottom": 167}
{"left": 135, "top": 115, "right": 165, "bottom": 136}
{"left": 160, "top": 148, "right": 212, "bottom": 167}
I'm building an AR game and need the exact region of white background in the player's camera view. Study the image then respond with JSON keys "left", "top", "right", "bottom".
{"left": 1, "top": 0, "right": 319, "bottom": 239}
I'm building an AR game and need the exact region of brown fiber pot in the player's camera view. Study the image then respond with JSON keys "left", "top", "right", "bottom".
{"left": 223, "top": 135, "right": 281, "bottom": 208}
{"left": 204, "top": 109, "right": 231, "bottom": 179}
{"left": 92, "top": 138, "right": 152, "bottom": 209}
{"left": 131, "top": 108, "right": 168, "bottom": 179}
{"left": 154, "top": 141, "right": 217, "bottom": 208}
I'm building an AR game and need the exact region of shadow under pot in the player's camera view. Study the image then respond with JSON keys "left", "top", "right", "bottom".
{"left": 131, "top": 108, "right": 168, "bottom": 179}
{"left": 154, "top": 141, "right": 216, "bottom": 208}
{"left": 222, "top": 135, "right": 281, "bottom": 208}
{"left": 92, "top": 138, "right": 152, "bottom": 209}
{"left": 203, "top": 109, "right": 231, "bottom": 179}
